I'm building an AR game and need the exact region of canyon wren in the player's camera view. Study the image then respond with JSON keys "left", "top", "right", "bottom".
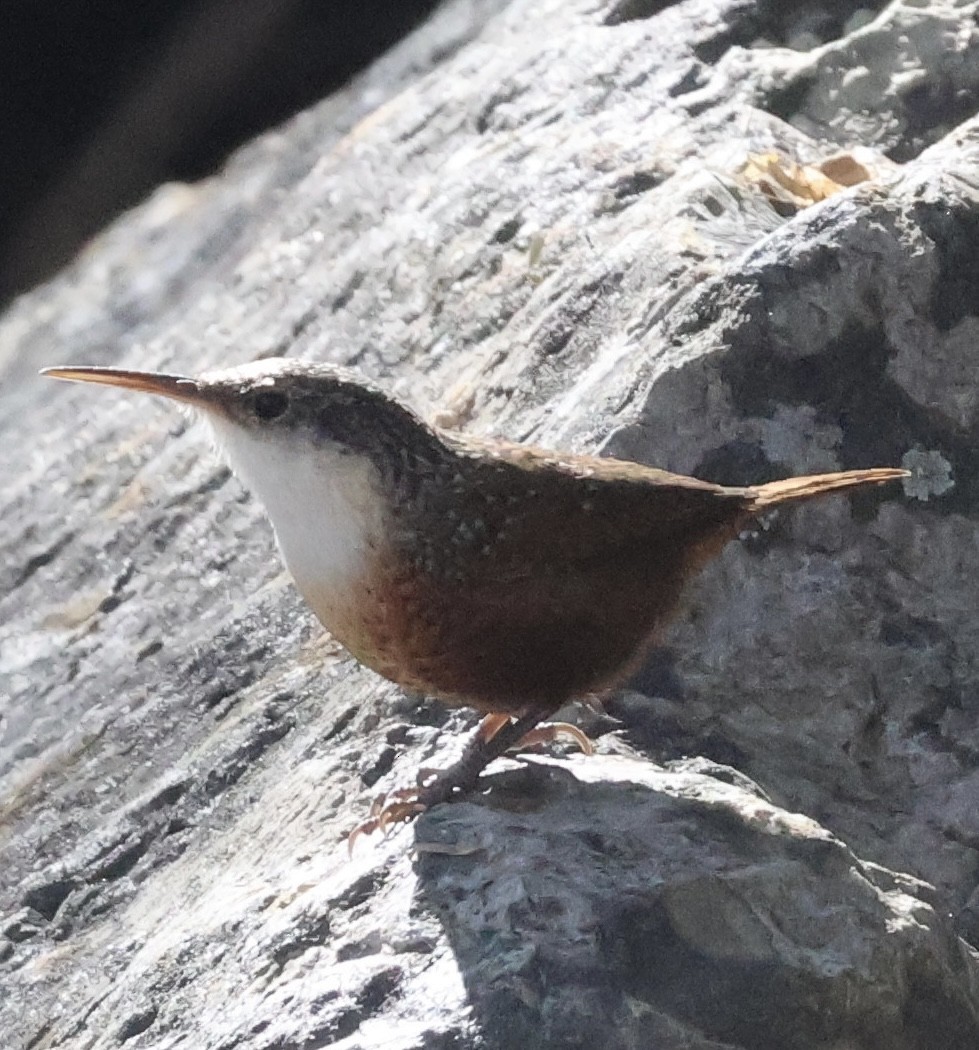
{"left": 43, "top": 358, "right": 909, "bottom": 837}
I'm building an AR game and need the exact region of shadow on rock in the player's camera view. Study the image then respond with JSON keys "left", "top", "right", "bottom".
{"left": 412, "top": 756, "right": 979, "bottom": 1050}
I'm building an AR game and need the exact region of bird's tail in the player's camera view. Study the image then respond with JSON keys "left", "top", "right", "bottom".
{"left": 746, "top": 468, "right": 908, "bottom": 510}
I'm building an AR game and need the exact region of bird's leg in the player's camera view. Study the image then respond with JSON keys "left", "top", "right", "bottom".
{"left": 402, "top": 713, "right": 592, "bottom": 803}
{"left": 472, "top": 712, "right": 593, "bottom": 755}
{"left": 349, "top": 709, "right": 562, "bottom": 849}
{"left": 475, "top": 711, "right": 511, "bottom": 745}
{"left": 416, "top": 710, "right": 549, "bottom": 804}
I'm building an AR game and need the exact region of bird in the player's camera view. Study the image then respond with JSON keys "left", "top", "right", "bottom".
{"left": 43, "top": 358, "right": 909, "bottom": 838}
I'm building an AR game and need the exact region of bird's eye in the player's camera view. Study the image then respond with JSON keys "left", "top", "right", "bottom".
{"left": 252, "top": 389, "right": 289, "bottom": 421}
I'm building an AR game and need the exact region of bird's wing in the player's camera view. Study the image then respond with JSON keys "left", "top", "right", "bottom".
{"left": 435, "top": 431, "right": 752, "bottom": 585}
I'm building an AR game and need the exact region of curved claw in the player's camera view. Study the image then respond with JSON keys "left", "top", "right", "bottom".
{"left": 348, "top": 793, "right": 425, "bottom": 854}
{"left": 517, "top": 721, "right": 594, "bottom": 756}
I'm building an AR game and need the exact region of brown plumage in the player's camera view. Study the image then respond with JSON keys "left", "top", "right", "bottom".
{"left": 356, "top": 439, "right": 906, "bottom": 716}
{"left": 40, "top": 359, "right": 909, "bottom": 834}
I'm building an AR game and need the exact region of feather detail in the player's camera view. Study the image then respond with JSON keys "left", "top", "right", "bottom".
{"left": 746, "top": 468, "right": 909, "bottom": 510}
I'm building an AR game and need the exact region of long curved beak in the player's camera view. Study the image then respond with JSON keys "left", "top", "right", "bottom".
{"left": 41, "top": 366, "right": 206, "bottom": 407}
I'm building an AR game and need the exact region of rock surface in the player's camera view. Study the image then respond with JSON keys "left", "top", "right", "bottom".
{"left": 3, "top": 0, "right": 979, "bottom": 1047}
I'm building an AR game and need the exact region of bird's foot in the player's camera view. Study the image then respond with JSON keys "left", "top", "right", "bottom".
{"left": 347, "top": 711, "right": 593, "bottom": 851}
{"left": 346, "top": 765, "right": 472, "bottom": 852}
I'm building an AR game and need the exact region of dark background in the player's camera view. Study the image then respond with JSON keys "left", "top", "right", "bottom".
{"left": 0, "top": 0, "right": 442, "bottom": 306}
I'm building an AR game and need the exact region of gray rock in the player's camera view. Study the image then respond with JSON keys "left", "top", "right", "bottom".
{"left": 413, "top": 757, "right": 979, "bottom": 1050}
{"left": 3, "top": 0, "right": 979, "bottom": 1047}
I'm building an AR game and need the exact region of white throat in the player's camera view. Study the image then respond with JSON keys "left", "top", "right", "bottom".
{"left": 207, "top": 416, "right": 385, "bottom": 596}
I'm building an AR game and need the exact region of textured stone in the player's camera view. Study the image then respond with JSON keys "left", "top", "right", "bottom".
{"left": 3, "top": 0, "right": 979, "bottom": 1048}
